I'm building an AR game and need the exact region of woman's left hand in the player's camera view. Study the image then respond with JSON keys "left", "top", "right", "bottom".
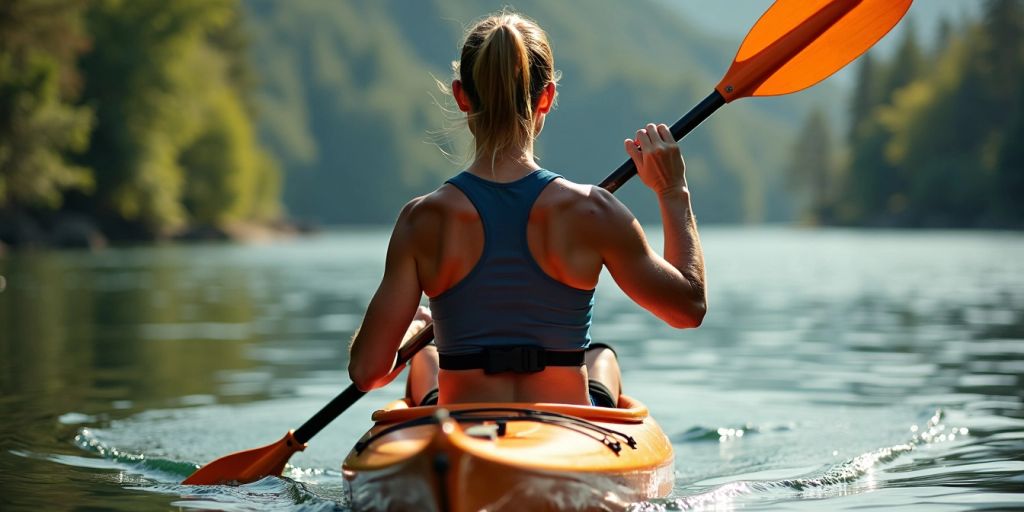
{"left": 403, "top": 306, "right": 433, "bottom": 345}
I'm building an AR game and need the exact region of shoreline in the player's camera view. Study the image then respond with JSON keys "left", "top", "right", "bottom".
{"left": 0, "top": 210, "right": 316, "bottom": 252}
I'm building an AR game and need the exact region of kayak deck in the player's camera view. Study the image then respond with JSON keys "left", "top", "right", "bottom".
{"left": 343, "top": 395, "right": 674, "bottom": 511}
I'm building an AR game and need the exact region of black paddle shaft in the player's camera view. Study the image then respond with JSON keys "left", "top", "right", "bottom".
{"left": 293, "top": 91, "right": 726, "bottom": 445}
{"left": 293, "top": 324, "right": 435, "bottom": 444}
{"left": 599, "top": 90, "right": 726, "bottom": 193}
{"left": 294, "top": 384, "right": 365, "bottom": 444}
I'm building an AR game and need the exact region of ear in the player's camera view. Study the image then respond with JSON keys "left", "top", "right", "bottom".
{"left": 452, "top": 80, "right": 472, "bottom": 112}
{"left": 535, "top": 82, "right": 556, "bottom": 114}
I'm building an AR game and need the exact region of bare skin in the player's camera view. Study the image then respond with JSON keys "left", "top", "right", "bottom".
{"left": 349, "top": 82, "right": 706, "bottom": 406}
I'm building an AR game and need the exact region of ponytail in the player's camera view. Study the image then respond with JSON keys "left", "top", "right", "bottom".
{"left": 472, "top": 24, "right": 533, "bottom": 168}
{"left": 454, "top": 12, "right": 557, "bottom": 169}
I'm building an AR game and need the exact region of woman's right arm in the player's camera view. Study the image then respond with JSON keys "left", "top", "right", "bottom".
{"left": 589, "top": 123, "right": 706, "bottom": 328}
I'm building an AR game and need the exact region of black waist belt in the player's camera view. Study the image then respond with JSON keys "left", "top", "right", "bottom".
{"left": 439, "top": 346, "right": 586, "bottom": 374}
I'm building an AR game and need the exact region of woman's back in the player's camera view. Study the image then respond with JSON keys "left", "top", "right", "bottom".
{"left": 411, "top": 169, "right": 605, "bottom": 297}
{"left": 406, "top": 164, "right": 608, "bottom": 404}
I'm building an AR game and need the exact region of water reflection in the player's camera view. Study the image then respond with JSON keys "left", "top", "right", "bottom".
{"left": 0, "top": 228, "right": 1022, "bottom": 510}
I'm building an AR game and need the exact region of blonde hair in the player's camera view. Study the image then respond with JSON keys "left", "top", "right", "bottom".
{"left": 454, "top": 11, "right": 558, "bottom": 168}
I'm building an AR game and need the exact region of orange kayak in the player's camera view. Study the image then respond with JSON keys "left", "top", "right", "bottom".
{"left": 342, "top": 395, "right": 674, "bottom": 511}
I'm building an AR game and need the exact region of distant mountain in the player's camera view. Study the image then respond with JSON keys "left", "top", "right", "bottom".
{"left": 243, "top": 0, "right": 842, "bottom": 224}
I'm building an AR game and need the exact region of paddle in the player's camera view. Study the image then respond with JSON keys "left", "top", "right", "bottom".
{"left": 602, "top": 0, "right": 914, "bottom": 191}
{"left": 182, "top": 324, "right": 435, "bottom": 485}
{"left": 183, "top": 0, "right": 912, "bottom": 486}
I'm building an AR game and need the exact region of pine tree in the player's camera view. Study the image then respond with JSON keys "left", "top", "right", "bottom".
{"left": 987, "top": 0, "right": 1024, "bottom": 225}
{"left": 788, "top": 107, "right": 835, "bottom": 224}
{"left": 885, "top": 19, "right": 925, "bottom": 94}
{"left": 835, "top": 1, "right": 1024, "bottom": 228}
{"left": 849, "top": 54, "right": 878, "bottom": 143}
{"left": 935, "top": 16, "right": 954, "bottom": 55}
{"left": 982, "top": 0, "right": 1024, "bottom": 101}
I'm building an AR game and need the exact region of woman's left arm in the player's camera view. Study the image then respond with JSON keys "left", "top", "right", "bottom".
{"left": 348, "top": 199, "right": 425, "bottom": 391}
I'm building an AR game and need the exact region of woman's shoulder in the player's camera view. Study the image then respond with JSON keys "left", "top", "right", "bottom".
{"left": 542, "top": 176, "right": 633, "bottom": 224}
{"left": 395, "top": 183, "right": 477, "bottom": 231}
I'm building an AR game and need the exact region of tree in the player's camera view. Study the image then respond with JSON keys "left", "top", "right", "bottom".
{"left": 78, "top": 0, "right": 280, "bottom": 237}
{"left": 935, "top": 16, "right": 954, "bottom": 55}
{"left": 0, "top": 0, "right": 93, "bottom": 211}
{"left": 885, "top": 19, "right": 925, "bottom": 95}
{"left": 988, "top": 0, "right": 1024, "bottom": 226}
{"left": 848, "top": 54, "right": 879, "bottom": 142}
{"left": 840, "top": 53, "right": 890, "bottom": 225}
{"left": 838, "top": 21, "right": 928, "bottom": 225}
{"left": 787, "top": 107, "right": 835, "bottom": 224}
{"left": 981, "top": 0, "right": 1024, "bottom": 103}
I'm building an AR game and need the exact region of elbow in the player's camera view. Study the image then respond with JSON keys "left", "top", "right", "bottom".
{"left": 665, "top": 299, "right": 706, "bottom": 329}
{"left": 348, "top": 361, "right": 378, "bottom": 392}
{"left": 691, "top": 299, "right": 707, "bottom": 327}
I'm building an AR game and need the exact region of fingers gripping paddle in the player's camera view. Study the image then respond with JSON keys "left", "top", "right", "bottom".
{"left": 183, "top": 0, "right": 911, "bottom": 486}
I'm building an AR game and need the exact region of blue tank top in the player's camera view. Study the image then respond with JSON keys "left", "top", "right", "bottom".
{"left": 429, "top": 169, "right": 595, "bottom": 356}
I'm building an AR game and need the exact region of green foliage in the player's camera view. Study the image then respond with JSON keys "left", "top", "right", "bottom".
{"left": 993, "top": 84, "right": 1024, "bottom": 219}
{"left": 817, "top": 2, "right": 1024, "bottom": 228}
{"left": 1, "top": 0, "right": 282, "bottom": 243}
{"left": 885, "top": 19, "right": 926, "bottom": 95}
{"left": 0, "top": 0, "right": 94, "bottom": 210}
{"left": 180, "top": 88, "right": 281, "bottom": 224}
{"left": 78, "top": 0, "right": 280, "bottom": 236}
{"left": 787, "top": 107, "right": 836, "bottom": 224}
{"left": 849, "top": 55, "right": 879, "bottom": 142}
{"left": 4, "top": 0, "right": 849, "bottom": 238}
{"left": 243, "top": 0, "right": 830, "bottom": 224}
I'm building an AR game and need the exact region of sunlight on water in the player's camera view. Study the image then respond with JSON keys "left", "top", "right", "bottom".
{"left": 636, "top": 411, "right": 975, "bottom": 511}
{"left": 1, "top": 228, "right": 1022, "bottom": 510}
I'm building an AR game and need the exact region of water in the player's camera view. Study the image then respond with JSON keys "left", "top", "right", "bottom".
{"left": 1, "top": 227, "right": 1021, "bottom": 511}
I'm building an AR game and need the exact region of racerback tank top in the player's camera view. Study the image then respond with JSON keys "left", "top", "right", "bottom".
{"left": 429, "top": 169, "right": 595, "bottom": 356}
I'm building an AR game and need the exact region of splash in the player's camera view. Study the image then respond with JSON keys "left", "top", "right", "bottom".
{"left": 73, "top": 428, "right": 200, "bottom": 478}
{"left": 672, "top": 422, "right": 795, "bottom": 443}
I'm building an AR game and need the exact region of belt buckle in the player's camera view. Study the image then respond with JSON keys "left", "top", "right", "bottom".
{"left": 484, "top": 346, "right": 545, "bottom": 374}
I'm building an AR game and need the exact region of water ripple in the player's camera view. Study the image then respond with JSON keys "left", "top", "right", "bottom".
{"left": 637, "top": 410, "right": 971, "bottom": 511}
{"left": 9, "top": 428, "right": 349, "bottom": 511}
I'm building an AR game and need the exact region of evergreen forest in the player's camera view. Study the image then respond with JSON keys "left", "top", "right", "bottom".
{"left": 788, "top": 0, "right": 1024, "bottom": 228}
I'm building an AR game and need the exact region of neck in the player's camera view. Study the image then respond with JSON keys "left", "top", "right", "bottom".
{"left": 468, "top": 145, "right": 540, "bottom": 183}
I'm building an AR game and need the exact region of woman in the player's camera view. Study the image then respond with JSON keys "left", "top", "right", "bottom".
{"left": 348, "top": 11, "right": 706, "bottom": 408}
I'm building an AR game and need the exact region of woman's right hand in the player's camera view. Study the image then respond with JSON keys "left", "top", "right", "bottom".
{"left": 403, "top": 305, "right": 433, "bottom": 346}
{"left": 624, "top": 123, "right": 687, "bottom": 197}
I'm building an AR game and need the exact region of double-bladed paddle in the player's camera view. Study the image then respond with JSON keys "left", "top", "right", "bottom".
{"left": 183, "top": 0, "right": 912, "bottom": 485}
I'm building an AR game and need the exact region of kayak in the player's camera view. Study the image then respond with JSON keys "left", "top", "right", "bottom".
{"left": 342, "top": 395, "right": 674, "bottom": 511}
{"left": 343, "top": 395, "right": 674, "bottom": 511}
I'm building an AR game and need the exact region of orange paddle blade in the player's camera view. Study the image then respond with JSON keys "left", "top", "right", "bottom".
{"left": 717, "top": 0, "right": 912, "bottom": 102}
{"left": 182, "top": 431, "right": 306, "bottom": 485}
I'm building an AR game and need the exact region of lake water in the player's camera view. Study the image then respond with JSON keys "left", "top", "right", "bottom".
{"left": 1, "top": 227, "right": 1022, "bottom": 511}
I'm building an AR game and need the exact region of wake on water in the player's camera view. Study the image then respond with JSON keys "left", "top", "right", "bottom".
{"left": 635, "top": 410, "right": 965, "bottom": 511}
{"left": 12, "top": 407, "right": 967, "bottom": 511}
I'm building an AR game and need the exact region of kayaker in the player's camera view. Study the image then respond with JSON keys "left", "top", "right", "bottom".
{"left": 348, "top": 11, "right": 706, "bottom": 408}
